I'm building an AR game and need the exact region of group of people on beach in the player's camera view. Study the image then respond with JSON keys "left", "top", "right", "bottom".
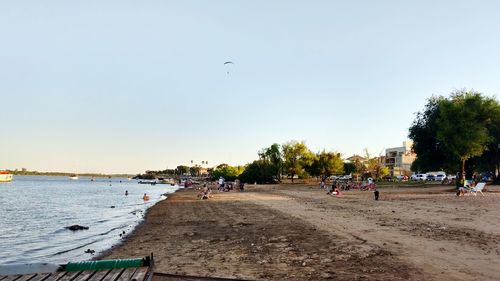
{"left": 197, "top": 178, "right": 246, "bottom": 200}
{"left": 218, "top": 177, "right": 245, "bottom": 192}
{"left": 321, "top": 179, "right": 380, "bottom": 200}
{"left": 321, "top": 179, "right": 377, "bottom": 193}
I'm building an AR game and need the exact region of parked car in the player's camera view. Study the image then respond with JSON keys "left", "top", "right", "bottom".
{"left": 435, "top": 174, "right": 446, "bottom": 181}
{"left": 336, "top": 174, "right": 352, "bottom": 181}
{"left": 411, "top": 173, "right": 427, "bottom": 181}
{"left": 396, "top": 175, "right": 408, "bottom": 181}
{"left": 447, "top": 174, "right": 457, "bottom": 180}
{"left": 426, "top": 174, "right": 436, "bottom": 181}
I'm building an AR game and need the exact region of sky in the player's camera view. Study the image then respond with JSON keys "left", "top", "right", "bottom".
{"left": 1, "top": 0, "right": 499, "bottom": 174}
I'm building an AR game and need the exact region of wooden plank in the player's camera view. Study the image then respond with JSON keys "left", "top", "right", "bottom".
{"left": 27, "top": 273, "right": 51, "bottom": 281}
{"left": 15, "top": 274, "right": 37, "bottom": 281}
{"left": 143, "top": 270, "right": 153, "bottom": 281}
{"left": 87, "top": 270, "right": 109, "bottom": 281}
{"left": 0, "top": 276, "right": 8, "bottom": 281}
{"left": 46, "top": 271, "right": 67, "bottom": 281}
{"left": 100, "top": 269, "right": 123, "bottom": 281}
{"left": 71, "top": 271, "right": 95, "bottom": 281}
{"left": 56, "top": 271, "right": 81, "bottom": 281}
{"left": 2, "top": 275, "right": 22, "bottom": 281}
{"left": 129, "top": 268, "right": 149, "bottom": 281}
{"left": 116, "top": 269, "right": 136, "bottom": 281}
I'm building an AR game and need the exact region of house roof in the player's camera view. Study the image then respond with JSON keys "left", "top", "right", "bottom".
{"left": 346, "top": 155, "right": 367, "bottom": 162}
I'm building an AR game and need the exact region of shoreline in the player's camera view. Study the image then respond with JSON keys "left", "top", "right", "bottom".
{"left": 100, "top": 183, "right": 500, "bottom": 280}
{"left": 0, "top": 177, "right": 183, "bottom": 265}
{"left": 94, "top": 186, "right": 186, "bottom": 261}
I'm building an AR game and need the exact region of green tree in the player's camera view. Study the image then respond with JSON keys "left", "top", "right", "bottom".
{"left": 258, "top": 143, "right": 283, "bottom": 182}
{"left": 343, "top": 162, "right": 356, "bottom": 175}
{"left": 176, "top": 165, "right": 190, "bottom": 175}
{"left": 409, "top": 96, "right": 457, "bottom": 173}
{"left": 189, "top": 165, "right": 202, "bottom": 177}
{"left": 282, "top": 141, "right": 314, "bottom": 182}
{"left": 364, "top": 149, "right": 389, "bottom": 180}
{"left": 409, "top": 90, "right": 500, "bottom": 185}
{"left": 436, "top": 91, "right": 497, "bottom": 184}
{"left": 307, "top": 151, "right": 344, "bottom": 180}
{"left": 239, "top": 160, "right": 276, "bottom": 184}
{"left": 211, "top": 164, "right": 244, "bottom": 181}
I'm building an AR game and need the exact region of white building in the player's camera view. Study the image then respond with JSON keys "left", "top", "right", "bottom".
{"left": 385, "top": 141, "right": 416, "bottom": 176}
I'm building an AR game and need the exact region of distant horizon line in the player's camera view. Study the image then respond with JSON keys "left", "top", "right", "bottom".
{"left": 4, "top": 168, "right": 136, "bottom": 177}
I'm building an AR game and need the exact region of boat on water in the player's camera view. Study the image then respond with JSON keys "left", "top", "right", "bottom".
{"left": 69, "top": 175, "right": 79, "bottom": 180}
{"left": 0, "top": 171, "right": 13, "bottom": 182}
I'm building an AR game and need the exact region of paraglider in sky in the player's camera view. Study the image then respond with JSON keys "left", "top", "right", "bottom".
{"left": 224, "top": 61, "right": 234, "bottom": 74}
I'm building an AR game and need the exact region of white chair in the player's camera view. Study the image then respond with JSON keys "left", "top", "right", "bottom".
{"left": 470, "top": 182, "right": 486, "bottom": 196}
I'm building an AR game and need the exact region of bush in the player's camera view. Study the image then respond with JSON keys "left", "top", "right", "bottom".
{"left": 239, "top": 160, "right": 276, "bottom": 184}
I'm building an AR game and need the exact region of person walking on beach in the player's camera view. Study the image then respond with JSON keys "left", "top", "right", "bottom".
{"left": 374, "top": 189, "right": 379, "bottom": 201}
{"left": 320, "top": 180, "right": 325, "bottom": 189}
{"left": 218, "top": 177, "right": 225, "bottom": 192}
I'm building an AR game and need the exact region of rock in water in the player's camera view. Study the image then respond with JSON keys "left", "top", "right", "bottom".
{"left": 66, "top": 225, "right": 89, "bottom": 231}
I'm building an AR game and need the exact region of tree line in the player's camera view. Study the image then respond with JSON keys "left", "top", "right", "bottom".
{"left": 139, "top": 90, "right": 499, "bottom": 186}
{"left": 211, "top": 142, "right": 388, "bottom": 184}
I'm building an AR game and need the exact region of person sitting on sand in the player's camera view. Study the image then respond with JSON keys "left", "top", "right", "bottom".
{"left": 143, "top": 193, "right": 150, "bottom": 201}
{"left": 457, "top": 180, "right": 475, "bottom": 196}
{"left": 198, "top": 185, "right": 210, "bottom": 199}
{"left": 332, "top": 187, "right": 342, "bottom": 196}
{"left": 457, "top": 186, "right": 467, "bottom": 196}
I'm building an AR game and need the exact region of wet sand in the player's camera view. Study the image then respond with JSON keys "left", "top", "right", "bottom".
{"left": 102, "top": 183, "right": 500, "bottom": 280}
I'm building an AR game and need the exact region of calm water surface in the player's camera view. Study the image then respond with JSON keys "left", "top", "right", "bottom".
{"left": 0, "top": 176, "right": 180, "bottom": 264}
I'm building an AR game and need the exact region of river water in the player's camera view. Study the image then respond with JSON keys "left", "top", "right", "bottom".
{"left": 0, "top": 176, "right": 180, "bottom": 264}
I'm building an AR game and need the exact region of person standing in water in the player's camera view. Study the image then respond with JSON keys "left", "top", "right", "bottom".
{"left": 125, "top": 190, "right": 128, "bottom": 196}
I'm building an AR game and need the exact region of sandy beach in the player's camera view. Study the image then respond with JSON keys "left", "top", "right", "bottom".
{"left": 102, "top": 183, "right": 500, "bottom": 280}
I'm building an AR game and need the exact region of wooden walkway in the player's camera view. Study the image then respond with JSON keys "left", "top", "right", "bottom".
{"left": 0, "top": 267, "right": 152, "bottom": 281}
{"left": 0, "top": 270, "right": 251, "bottom": 281}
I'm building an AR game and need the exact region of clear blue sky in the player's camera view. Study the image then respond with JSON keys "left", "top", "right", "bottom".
{"left": 1, "top": 1, "right": 499, "bottom": 174}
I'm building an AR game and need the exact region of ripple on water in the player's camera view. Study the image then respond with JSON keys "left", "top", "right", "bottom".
{"left": 0, "top": 176, "right": 179, "bottom": 264}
